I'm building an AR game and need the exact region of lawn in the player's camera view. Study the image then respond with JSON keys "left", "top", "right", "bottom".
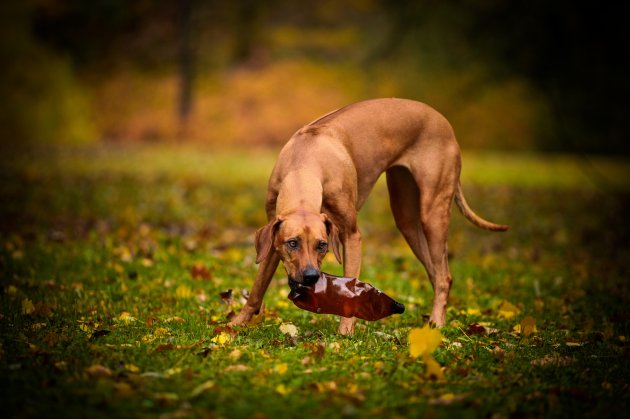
{"left": 1, "top": 145, "right": 629, "bottom": 418}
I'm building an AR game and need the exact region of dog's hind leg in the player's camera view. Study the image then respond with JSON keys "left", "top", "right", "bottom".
{"left": 386, "top": 166, "right": 431, "bottom": 266}
{"left": 386, "top": 165, "right": 455, "bottom": 327}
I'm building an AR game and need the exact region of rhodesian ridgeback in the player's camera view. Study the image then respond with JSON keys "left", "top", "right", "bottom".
{"left": 229, "top": 98, "right": 509, "bottom": 335}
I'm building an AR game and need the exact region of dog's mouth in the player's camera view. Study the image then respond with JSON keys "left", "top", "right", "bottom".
{"left": 288, "top": 276, "right": 310, "bottom": 292}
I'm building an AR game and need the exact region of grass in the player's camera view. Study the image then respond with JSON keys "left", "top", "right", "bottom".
{"left": 1, "top": 145, "right": 629, "bottom": 418}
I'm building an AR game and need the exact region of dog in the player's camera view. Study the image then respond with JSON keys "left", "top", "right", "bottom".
{"left": 229, "top": 98, "right": 508, "bottom": 335}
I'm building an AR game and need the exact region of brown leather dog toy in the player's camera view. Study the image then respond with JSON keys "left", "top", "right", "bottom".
{"left": 288, "top": 272, "right": 404, "bottom": 321}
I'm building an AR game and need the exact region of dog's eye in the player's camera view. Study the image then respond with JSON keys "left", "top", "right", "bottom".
{"left": 316, "top": 241, "right": 328, "bottom": 253}
{"left": 286, "top": 239, "right": 299, "bottom": 250}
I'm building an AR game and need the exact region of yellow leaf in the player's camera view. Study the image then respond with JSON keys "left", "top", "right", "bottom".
{"left": 423, "top": 354, "right": 446, "bottom": 381}
{"left": 154, "top": 327, "right": 170, "bottom": 337}
{"left": 274, "top": 363, "right": 288, "bottom": 375}
{"left": 498, "top": 301, "right": 521, "bottom": 319}
{"left": 7, "top": 285, "right": 18, "bottom": 296}
{"left": 279, "top": 323, "right": 299, "bottom": 337}
{"left": 275, "top": 384, "right": 290, "bottom": 395}
{"left": 118, "top": 311, "right": 137, "bottom": 324}
{"left": 22, "top": 298, "right": 35, "bottom": 315}
{"left": 211, "top": 332, "right": 232, "bottom": 345}
{"left": 175, "top": 285, "right": 193, "bottom": 299}
{"left": 125, "top": 364, "right": 140, "bottom": 373}
{"left": 466, "top": 306, "right": 481, "bottom": 316}
{"left": 520, "top": 316, "right": 537, "bottom": 336}
{"left": 408, "top": 324, "right": 443, "bottom": 358}
{"left": 164, "top": 367, "right": 182, "bottom": 377}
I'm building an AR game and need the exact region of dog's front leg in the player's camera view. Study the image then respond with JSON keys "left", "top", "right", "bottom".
{"left": 229, "top": 251, "right": 280, "bottom": 326}
{"left": 339, "top": 228, "right": 362, "bottom": 335}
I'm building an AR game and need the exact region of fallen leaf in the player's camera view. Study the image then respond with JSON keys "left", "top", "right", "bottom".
{"left": 145, "top": 316, "right": 157, "bottom": 327}
{"left": 154, "top": 327, "right": 170, "bottom": 337}
{"left": 154, "top": 392, "right": 179, "bottom": 405}
{"left": 498, "top": 301, "right": 521, "bottom": 319}
{"left": 465, "top": 322, "right": 487, "bottom": 335}
{"left": 531, "top": 356, "right": 575, "bottom": 367}
{"left": 305, "top": 342, "right": 326, "bottom": 359}
{"left": 279, "top": 323, "right": 299, "bottom": 337}
{"left": 164, "top": 316, "right": 186, "bottom": 324}
{"left": 409, "top": 324, "right": 443, "bottom": 357}
{"left": 274, "top": 363, "right": 288, "bottom": 374}
{"left": 224, "top": 364, "right": 250, "bottom": 372}
{"left": 429, "top": 393, "right": 468, "bottom": 405}
{"left": 211, "top": 332, "right": 232, "bottom": 345}
{"left": 190, "top": 380, "right": 215, "bottom": 398}
{"left": 328, "top": 341, "right": 341, "bottom": 352}
{"left": 423, "top": 354, "right": 446, "bottom": 381}
{"left": 85, "top": 364, "right": 113, "bottom": 379}
{"left": 33, "top": 302, "right": 54, "bottom": 318}
{"left": 520, "top": 316, "right": 537, "bottom": 336}
{"left": 54, "top": 361, "right": 67, "bottom": 371}
{"left": 219, "top": 289, "right": 233, "bottom": 305}
{"left": 213, "top": 325, "right": 238, "bottom": 338}
{"left": 229, "top": 348, "right": 243, "bottom": 360}
{"left": 125, "top": 364, "right": 140, "bottom": 373}
{"left": 22, "top": 298, "right": 35, "bottom": 315}
{"left": 175, "top": 285, "right": 193, "bottom": 299}
{"left": 190, "top": 263, "right": 212, "bottom": 280}
{"left": 275, "top": 384, "right": 290, "bottom": 395}
{"left": 466, "top": 306, "right": 481, "bottom": 316}
{"left": 118, "top": 311, "right": 137, "bottom": 325}
{"left": 154, "top": 343, "right": 176, "bottom": 352}
{"left": 113, "top": 382, "right": 135, "bottom": 397}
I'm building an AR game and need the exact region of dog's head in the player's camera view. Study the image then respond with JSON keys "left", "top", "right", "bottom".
{"left": 255, "top": 211, "right": 341, "bottom": 285}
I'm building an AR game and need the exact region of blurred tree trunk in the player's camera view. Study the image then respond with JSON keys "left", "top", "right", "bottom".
{"left": 177, "top": 0, "right": 195, "bottom": 140}
{"left": 232, "top": 0, "right": 262, "bottom": 66}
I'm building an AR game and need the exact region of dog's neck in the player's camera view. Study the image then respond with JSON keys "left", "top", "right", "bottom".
{"left": 276, "top": 169, "right": 323, "bottom": 215}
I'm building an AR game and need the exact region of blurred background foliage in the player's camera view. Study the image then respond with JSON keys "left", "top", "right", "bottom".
{"left": 1, "top": 0, "right": 628, "bottom": 154}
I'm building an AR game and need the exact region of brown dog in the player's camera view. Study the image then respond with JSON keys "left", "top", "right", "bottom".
{"left": 229, "top": 98, "right": 508, "bottom": 335}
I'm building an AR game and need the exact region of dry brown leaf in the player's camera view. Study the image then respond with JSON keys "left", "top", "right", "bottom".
{"left": 465, "top": 322, "right": 487, "bottom": 335}
{"left": 531, "top": 356, "right": 575, "bottom": 367}
{"left": 224, "top": 364, "right": 250, "bottom": 372}
{"left": 191, "top": 263, "right": 212, "bottom": 280}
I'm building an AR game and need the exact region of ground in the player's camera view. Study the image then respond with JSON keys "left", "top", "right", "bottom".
{"left": 1, "top": 145, "right": 629, "bottom": 418}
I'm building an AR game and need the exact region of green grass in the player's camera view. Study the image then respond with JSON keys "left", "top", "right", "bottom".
{"left": 1, "top": 145, "right": 629, "bottom": 418}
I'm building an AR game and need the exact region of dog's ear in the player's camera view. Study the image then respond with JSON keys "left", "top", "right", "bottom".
{"left": 255, "top": 216, "right": 283, "bottom": 264}
{"left": 322, "top": 214, "right": 342, "bottom": 264}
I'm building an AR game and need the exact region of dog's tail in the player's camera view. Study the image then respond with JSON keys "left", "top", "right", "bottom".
{"left": 454, "top": 182, "right": 509, "bottom": 231}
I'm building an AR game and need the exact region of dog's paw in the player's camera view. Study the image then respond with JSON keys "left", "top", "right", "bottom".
{"left": 338, "top": 317, "right": 356, "bottom": 336}
{"left": 228, "top": 304, "right": 265, "bottom": 327}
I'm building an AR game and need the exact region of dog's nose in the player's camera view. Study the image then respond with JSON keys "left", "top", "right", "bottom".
{"left": 302, "top": 267, "right": 320, "bottom": 286}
